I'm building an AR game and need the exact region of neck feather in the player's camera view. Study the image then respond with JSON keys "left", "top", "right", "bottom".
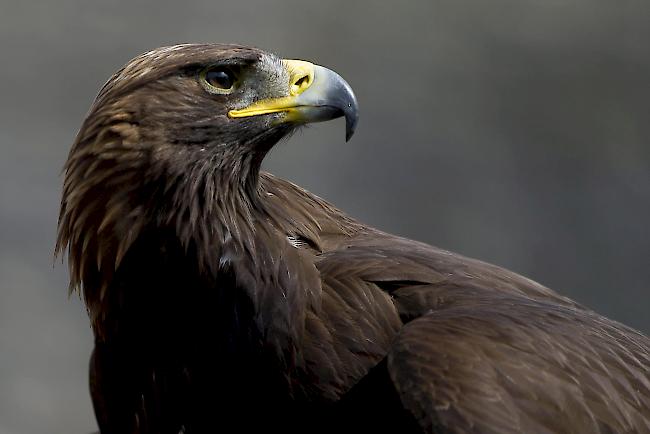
{"left": 56, "top": 125, "right": 317, "bottom": 377}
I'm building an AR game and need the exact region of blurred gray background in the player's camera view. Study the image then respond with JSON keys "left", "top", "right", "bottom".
{"left": 1, "top": 0, "right": 649, "bottom": 433}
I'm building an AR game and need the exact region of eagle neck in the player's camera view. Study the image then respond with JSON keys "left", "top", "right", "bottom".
{"left": 160, "top": 148, "right": 314, "bottom": 382}
{"left": 58, "top": 124, "right": 311, "bottom": 374}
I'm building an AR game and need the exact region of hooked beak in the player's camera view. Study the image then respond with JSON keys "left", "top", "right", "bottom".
{"left": 228, "top": 59, "right": 359, "bottom": 141}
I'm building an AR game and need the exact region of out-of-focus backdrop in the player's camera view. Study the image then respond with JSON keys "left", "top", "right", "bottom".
{"left": 1, "top": 0, "right": 648, "bottom": 432}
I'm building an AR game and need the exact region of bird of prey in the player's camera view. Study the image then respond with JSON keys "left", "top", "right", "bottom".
{"left": 56, "top": 44, "right": 650, "bottom": 434}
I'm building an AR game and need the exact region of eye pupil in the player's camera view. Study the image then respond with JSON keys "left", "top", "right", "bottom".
{"left": 205, "top": 68, "right": 234, "bottom": 90}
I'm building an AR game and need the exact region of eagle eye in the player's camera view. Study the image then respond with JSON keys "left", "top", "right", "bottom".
{"left": 200, "top": 66, "right": 237, "bottom": 94}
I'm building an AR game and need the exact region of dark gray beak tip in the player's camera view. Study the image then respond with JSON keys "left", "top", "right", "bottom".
{"left": 321, "top": 65, "right": 358, "bottom": 142}
{"left": 344, "top": 97, "right": 359, "bottom": 142}
{"left": 345, "top": 118, "right": 357, "bottom": 142}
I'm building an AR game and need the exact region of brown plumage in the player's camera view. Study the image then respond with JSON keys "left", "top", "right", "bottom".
{"left": 56, "top": 44, "right": 650, "bottom": 434}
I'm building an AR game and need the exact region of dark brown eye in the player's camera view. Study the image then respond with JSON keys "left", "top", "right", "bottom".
{"left": 200, "top": 66, "right": 237, "bottom": 94}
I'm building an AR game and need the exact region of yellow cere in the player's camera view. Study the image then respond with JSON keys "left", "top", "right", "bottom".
{"left": 284, "top": 60, "right": 314, "bottom": 96}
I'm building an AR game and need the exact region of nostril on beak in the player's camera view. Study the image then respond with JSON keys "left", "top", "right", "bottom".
{"left": 291, "top": 73, "right": 313, "bottom": 96}
{"left": 294, "top": 74, "right": 309, "bottom": 87}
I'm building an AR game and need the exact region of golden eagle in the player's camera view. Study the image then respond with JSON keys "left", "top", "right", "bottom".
{"left": 56, "top": 44, "right": 650, "bottom": 434}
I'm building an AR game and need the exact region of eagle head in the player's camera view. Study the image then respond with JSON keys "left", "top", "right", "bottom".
{"left": 81, "top": 44, "right": 357, "bottom": 171}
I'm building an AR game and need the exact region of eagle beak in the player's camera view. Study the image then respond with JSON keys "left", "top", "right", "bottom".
{"left": 228, "top": 60, "right": 359, "bottom": 141}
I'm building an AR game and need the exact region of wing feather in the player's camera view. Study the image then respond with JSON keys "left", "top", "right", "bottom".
{"left": 386, "top": 292, "right": 650, "bottom": 433}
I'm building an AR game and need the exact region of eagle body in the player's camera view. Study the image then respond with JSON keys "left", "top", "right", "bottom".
{"left": 57, "top": 44, "right": 650, "bottom": 433}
